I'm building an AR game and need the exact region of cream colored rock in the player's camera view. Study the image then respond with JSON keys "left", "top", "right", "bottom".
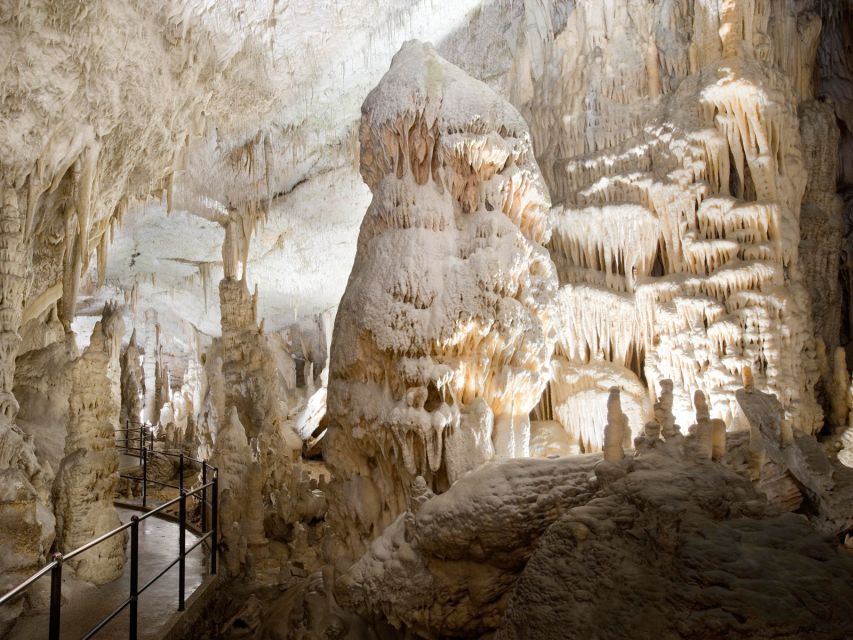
{"left": 119, "top": 329, "right": 144, "bottom": 428}
{"left": 54, "top": 303, "right": 126, "bottom": 584}
{"left": 528, "top": 0, "right": 826, "bottom": 443}
{"left": 209, "top": 406, "right": 255, "bottom": 577}
{"left": 335, "top": 455, "right": 600, "bottom": 637}
{"left": 324, "top": 41, "right": 557, "bottom": 561}
{"left": 497, "top": 447, "right": 853, "bottom": 640}
{"left": 602, "top": 387, "right": 627, "bottom": 463}
{"left": 336, "top": 389, "right": 853, "bottom": 639}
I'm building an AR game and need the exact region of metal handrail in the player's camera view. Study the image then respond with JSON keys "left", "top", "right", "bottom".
{"left": 0, "top": 422, "right": 219, "bottom": 640}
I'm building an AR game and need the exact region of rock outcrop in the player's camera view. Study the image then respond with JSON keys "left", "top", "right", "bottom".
{"left": 335, "top": 387, "right": 853, "bottom": 639}
{"left": 0, "top": 188, "right": 55, "bottom": 627}
{"left": 119, "top": 329, "right": 144, "bottom": 428}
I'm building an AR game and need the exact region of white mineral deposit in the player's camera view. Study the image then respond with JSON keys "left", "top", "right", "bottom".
{"left": 0, "top": 2, "right": 851, "bottom": 639}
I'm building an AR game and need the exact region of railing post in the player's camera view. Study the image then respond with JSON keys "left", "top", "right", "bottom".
{"left": 210, "top": 471, "right": 218, "bottom": 575}
{"left": 129, "top": 516, "right": 139, "bottom": 640}
{"left": 178, "top": 489, "right": 186, "bottom": 611}
{"left": 48, "top": 553, "right": 62, "bottom": 640}
{"left": 138, "top": 422, "right": 144, "bottom": 463}
{"left": 178, "top": 453, "right": 184, "bottom": 494}
{"left": 201, "top": 462, "right": 208, "bottom": 534}
{"left": 141, "top": 446, "right": 148, "bottom": 510}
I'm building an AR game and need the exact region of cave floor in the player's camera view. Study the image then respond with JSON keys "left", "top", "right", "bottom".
{"left": 8, "top": 507, "right": 205, "bottom": 640}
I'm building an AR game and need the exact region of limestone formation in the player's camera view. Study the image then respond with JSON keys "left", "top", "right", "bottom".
{"left": 497, "top": 449, "right": 853, "bottom": 640}
{"left": 119, "top": 329, "right": 144, "bottom": 428}
{"left": 0, "top": 2, "right": 852, "bottom": 638}
{"left": 334, "top": 386, "right": 853, "bottom": 639}
{"left": 602, "top": 387, "right": 627, "bottom": 463}
{"left": 324, "top": 41, "right": 558, "bottom": 561}
{"left": 335, "top": 455, "right": 600, "bottom": 637}
{"left": 196, "top": 224, "right": 308, "bottom": 575}
{"left": 528, "top": 0, "right": 827, "bottom": 446}
{"left": 54, "top": 304, "right": 126, "bottom": 584}
{"left": 209, "top": 406, "right": 257, "bottom": 577}
{"left": 0, "top": 186, "right": 56, "bottom": 618}
{"left": 142, "top": 311, "right": 160, "bottom": 425}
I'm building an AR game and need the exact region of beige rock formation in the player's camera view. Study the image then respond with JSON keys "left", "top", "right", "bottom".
{"left": 209, "top": 406, "right": 255, "bottom": 577}
{"left": 0, "top": 180, "right": 55, "bottom": 621}
{"left": 497, "top": 447, "right": 853, "bottom": 640}
{"left": 119, "top": 329, "right": 144, "bottom": 428}
{"left": 142, "top": 311, "right": 160, "bottom": 425}
{"left": 54, "top": 304, "right": 126, "bottom": 584}
{"left": 526, "top": 0, "right": 828, "bottom": 446}
{"left": 335, "top": 455, "right": 600, "bottom": 637}
{"left": 602, "top": 387, "right": 627, "bottom": 463}
{"left": 335, "top": 385, "right": 853, "bottom": 639}
{"left": 324, "top": 41, "right": 558, "bottom": 561}
{"left": 197, "top": 223, "right": 308, "bottom": 575}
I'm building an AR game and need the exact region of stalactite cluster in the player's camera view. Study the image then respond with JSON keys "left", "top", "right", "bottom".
{"left": 519, "top": 0, "right": 829, "bottom": 445}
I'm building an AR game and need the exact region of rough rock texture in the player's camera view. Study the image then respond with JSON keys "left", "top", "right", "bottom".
{"left": 324, "top": 41, "right": 558, "bottom": 562}
{"left": 142, "top": 310, "right": 160, "bottom": 424}
{"left": 526, "top": 0, "right": 827, "bottom": 443}
{"left": 209, "top": 405, "right": 262, "bottom": 577}
{"left": 54, "top": 304, "right": 126, "bottom": 584}
{"left": 0, "top": 429, "right": 54, "bottom": 631}
{"left": 13, "top": 336, "right": 78, "bottom": 472}
{"left": 733, "top": 385, "right": 853, "bottom": 536}
{"left": 497, "top": 451, "right": 853, "bottom": 640}
{"left": 0, "top": 178, "right": 56, "bottom": 623}
{"left": 198, "top": 259, "right": 307, "bottom": 576}
{"left": 336, "top": 387, "right": 853, "bottom": 639}
{"left": 218, "top": 276, "right": 301, "bottom": 527}
{"left": 335, "top": 456, "right": 599, "bottom": 637}
{"left": 0, "top": 184, "right": 54, "bottom": 623}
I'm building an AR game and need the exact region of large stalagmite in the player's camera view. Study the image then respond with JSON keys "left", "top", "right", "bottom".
{"left": 54, "top": 304, "right": 126, "bottom": 584}
{"left": 324, "top": 41, "right": 558, "bottom": 562}
{"left": 197, "top": 218, "right": 305, "bottom": 576}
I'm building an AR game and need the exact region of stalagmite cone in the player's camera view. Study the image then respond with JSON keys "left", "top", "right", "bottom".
{"left": 742, "top": 366, "right": 754, "bottom": 391}
{"left": 604, "top": 387, "right": 627, "bottom": 463}
{"left": 655, "top": 380, "right": 679, "bottom": 440}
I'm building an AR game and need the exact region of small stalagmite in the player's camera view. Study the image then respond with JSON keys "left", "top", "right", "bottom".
{"left": 655, "top": 380, "right": 680, "bottom": 441}
{"left": 603, "top": 387, "right": 627, "bottom": 463}
{"left": 690, "top": 390, "right": 713, "bottom": 460}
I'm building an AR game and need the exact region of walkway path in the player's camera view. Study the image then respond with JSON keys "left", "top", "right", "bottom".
{"left": 8, "top": 507, "right": 205, "bottom": 640}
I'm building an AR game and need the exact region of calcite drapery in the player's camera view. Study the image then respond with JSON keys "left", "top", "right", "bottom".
{"left": 324, "top": 41, "right": 558, "bottom": 562}
{"left": 525, "top": 0, "right": 827, "bottom": 447}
